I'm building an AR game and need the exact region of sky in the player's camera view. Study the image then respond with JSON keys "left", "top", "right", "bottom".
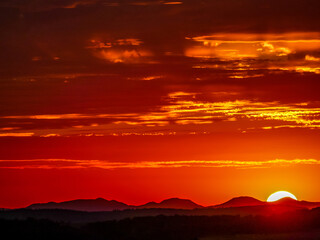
{"left": 1, "top": 0, "right": 320, "bottom": 208}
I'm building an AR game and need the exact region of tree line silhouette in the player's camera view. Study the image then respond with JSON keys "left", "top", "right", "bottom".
{"left": 1, "top": 208, "right": 320, "bottom": 240}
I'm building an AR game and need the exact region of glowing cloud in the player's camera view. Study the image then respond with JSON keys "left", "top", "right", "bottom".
{"left": 0, "top": 159, "right": 319, "bottom": 170}
{"left": 2, "top": 91, "right": 320, "bottom": 136}
{"left": 185, "top": 32, "right": 320, "bottom": 60}
{"left": 0, "top": 133, "right": 35, "bottom": 137}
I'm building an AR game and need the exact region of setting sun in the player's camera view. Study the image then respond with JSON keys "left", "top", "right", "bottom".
{"left": 267, "top": 191, "right": 298, "bottom": 202}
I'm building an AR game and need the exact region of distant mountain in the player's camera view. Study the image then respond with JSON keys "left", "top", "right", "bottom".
{"left": 213, "top": 196, "right": 320, "bottom": 210}
{"left": 27, "top": 198, "right": 131, "bottom": 212}
{"left": 4, "top": 196, "right": 320, "bottom": 223}
{"left": 138, "top": 198, "right": 203, "bottom": 209}
{"left": 299, "top": 200, "right": 320, "bottom": 209}
{"left": 213, "top": 196, "right": 265, "bottom": 208}
{"left": 24, "top": 196, "right": 320, "bottom": 212}
{"left": 269, "top": 197, "right": 320, "bottom": 209}
{"left": 27, "top": 197, "right": 202, "bottom": 211}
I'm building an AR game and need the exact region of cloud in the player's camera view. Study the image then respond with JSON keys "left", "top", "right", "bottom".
{"left": 1, "top": 1, "right": 320, "bottom": 137}
{"left": 87, "top": 38, "right": 153, "bottom": 63}
{"left": 0, "top": 132, "right": 34, "bottom": 137}
{"left": 305, "top": 55, "right": 320, "bottom": 61}
{"left": 0, "top": 0, "right": 99, "bottom": 12}
{"left": 1, "top": 90, "right": 320, "bottom": 136}
{"left": 185, "top": 32, "right": 320, "bottom": 60}
{"left": 0, "top": 158, "right": 319, "bottom": 169}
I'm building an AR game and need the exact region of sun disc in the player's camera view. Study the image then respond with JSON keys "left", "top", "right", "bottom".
{"left": 267, "top": 191, "right": 297, "bottom": 202}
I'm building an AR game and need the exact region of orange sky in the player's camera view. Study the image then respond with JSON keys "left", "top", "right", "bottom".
{"left": 0, "top": 0, "right": 320, "bottom": 208}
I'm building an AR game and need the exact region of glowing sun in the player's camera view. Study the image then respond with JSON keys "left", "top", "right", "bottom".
{"left": 267, "top": 191, "right": 297, "bottom": 202}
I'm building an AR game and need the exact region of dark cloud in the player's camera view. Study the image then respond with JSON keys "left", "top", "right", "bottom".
{"left": 1, "top": 0, "right": 320, "bottom": 135}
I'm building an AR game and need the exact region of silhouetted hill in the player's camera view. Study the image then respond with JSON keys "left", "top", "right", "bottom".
{"left": 138, "top": 198, "right": 202, "bottom": 209}
{"left": 213, "top": 196, "right": 264, "bottom": 208}
{"left": 27, "top": 198, "right": 131, "bottom": 212}
{"left": 21, "top": 196, "right": 320, "bottom": 214}
{"left": 300, "top": 200, "right": 320, "bottom": 209}
{"left": 269, "top": 197, "right": 320, "bottom": 209}
{"left": 212, "top": 196, "right": 320, "bottom": 210}
{"left": 27, "top": 197, "right": 203, "bottom": 211}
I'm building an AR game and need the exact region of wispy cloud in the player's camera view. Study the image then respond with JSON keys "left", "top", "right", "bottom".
{"left": 186, "top": 32, "right": 320, "bottom": 59}
{"left": 1, "top": 91, "right": 320, "bottom": 137}
{"left": 0, "top": 159, "right": 319, "bottom": 170}
{"left": 0, "top": 133, "right": 34, "bottom": 137}
{"left": 162, "top": 93, "right": 320, "bottom": 129}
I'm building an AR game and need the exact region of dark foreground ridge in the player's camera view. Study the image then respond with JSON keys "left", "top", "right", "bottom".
{"left": 1, "top": 208, "right": 320, "bottom": 240}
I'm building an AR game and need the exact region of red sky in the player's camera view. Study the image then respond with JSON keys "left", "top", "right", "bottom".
{"left": 1, "top": 0, "right": 320, "bottom": 208}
